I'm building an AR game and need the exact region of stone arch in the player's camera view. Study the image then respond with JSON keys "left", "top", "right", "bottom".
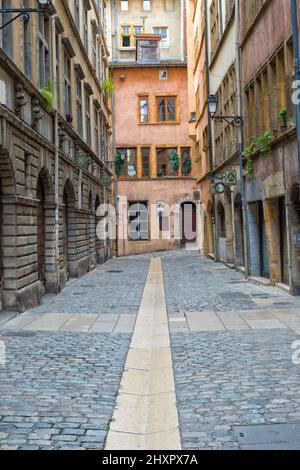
{"left": 174, "top": 195, "right": 200, "bottom": 245}
{"left": 62, "top": 179, "right": 76, "bottom": 280}
{"left": 0, "top": 151, "right": 16, "bottom": 310}
{"left": 234, "top": 193, "right": 245, "bottom": 266}
{"left": 36, "top": 168, "right": 56, "bottom": 292}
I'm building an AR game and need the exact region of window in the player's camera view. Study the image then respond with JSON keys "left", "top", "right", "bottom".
{"left": 159, "top": 70, "right": 168, "bottom": 80}
{"left": 85, "top": 88, "right": 91, "bottom": 146}
{"left": 157, "top": 148, "right": 177, "bottom": 177}
{"left": 64, "top": 51, "right": 71, "bottom": 118}
{"left": 121, "top": 0, "right": 129, "bottom": 11}
{"left": 141, "top": 148, "right": 150, "bottom": 177}
{"left": 136, "top": 36, "right": 160, "bottom": 63}
{"left": 121, "top": 26, "right": 131, "bottom": 48}
{"left": 76, "top": 74, "right": 83, "bottom": 136}
{"left": 128, "top": 202, "right": 149, "bottom": 241}
{"left": 84, "top": 5, "right": 88, "bottom": 52}
{"left": 92, "top": 25, "right": 97, "bottom": 70}
{"left": 74, "top": 0, "right": 80, "bottom": 30}
{"left": 153, "top": 27, "right": 169, "bottom": 48}
{"left": 38, "top": 15, "right": 50, "bottom": 88}
{"left": 139, "top": 96, "right": 148, "bottom": 123}
{"left": 118, "top": 148, "right": 137, "bottom": 177}
{"left": 157, "top": 96, "right": 176, "bottom": 122}
{"left": 143, "top": 0, "right": 151, "bottom": 11}
{"left": 0, "top": 0, "right": 13, "bottom": 57}
{"left": 94, "top": 106, "right": 100, "bottom": 156}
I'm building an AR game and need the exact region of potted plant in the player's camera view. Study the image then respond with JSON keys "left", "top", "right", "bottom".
{"left": 170, "top": 150, "right": 180, "bottom": 176}
{"left": 39, "top": 78, "right": 55, "bottom": 112}
{"left": 115, "top": 150, "right": 125, "bottom": 176}
{"left": 278, "top": 108, "right": 288, "bottom": 132}
{"left": 182, "top": 154, "right": 192, "bottom": 176}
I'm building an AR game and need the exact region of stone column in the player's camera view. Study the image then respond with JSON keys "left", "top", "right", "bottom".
{"left": 150, "top": 146, "right": 157, "bottom": 178}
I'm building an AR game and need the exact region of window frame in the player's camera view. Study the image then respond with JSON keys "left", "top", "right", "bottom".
{"left": 156, "top": 95, "right": 177, "bottom": 123}
{"left": 138, "top": 95, "right": 149, "bottom": 124}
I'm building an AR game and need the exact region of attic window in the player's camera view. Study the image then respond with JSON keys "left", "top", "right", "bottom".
{"left": 136, "top": 34, "right": 161, "bottom": 64}
{"left": 159, "top": 70, "right": 168, "bottom": 80}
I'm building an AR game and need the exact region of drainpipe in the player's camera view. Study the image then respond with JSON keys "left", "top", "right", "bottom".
{"left": 180, "top": 0, "right": 185, "bottom": 62}
{"left": 291, "top": 0, "right": 300, "bottom": 186}
{"left": 235, "top": 0, "right": 250, "bottom": 277}
{"left": 204, "top": 0, "right": 218, "bottom": 261}
{"left": 111, "top": 78, "right": 118, "bottom": 256}
{"left": 51, "top": 13, "right": 60, "bottom": 292}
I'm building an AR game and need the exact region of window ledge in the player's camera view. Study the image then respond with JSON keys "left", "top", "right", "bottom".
{"left": 138, "top": 121, "right": 180, "bottom": 126}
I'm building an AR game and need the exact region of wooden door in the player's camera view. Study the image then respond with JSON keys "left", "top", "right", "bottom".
{"left": 37, "top": 179, "right": 45, "bottom": 285}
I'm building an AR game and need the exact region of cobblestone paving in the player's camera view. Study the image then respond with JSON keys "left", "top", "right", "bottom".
{"left": 171, "top": 330, "right": 300, "bottom": 450}
{"left": 162, "top": 250, "right": 300, "bottom": 314}
{"left": 29, "top": 256, "right": 150, "bottom": 315}
{"left": 0, "top": 331, "right": 131, "bottom": 450}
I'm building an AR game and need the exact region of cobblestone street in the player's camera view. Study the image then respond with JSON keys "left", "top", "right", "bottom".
{"left": 1, "top": 251, "right": 300, "bottom": 450}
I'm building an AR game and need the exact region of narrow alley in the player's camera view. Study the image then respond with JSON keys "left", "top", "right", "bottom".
{"left": 1, "top": 251, "right": 300, "bottom": 450}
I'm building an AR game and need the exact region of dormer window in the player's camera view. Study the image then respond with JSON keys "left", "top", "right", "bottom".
{"left": 136, "top": 34, "right": 161, "bottom": 64}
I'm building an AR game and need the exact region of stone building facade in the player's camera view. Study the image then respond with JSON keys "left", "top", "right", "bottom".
{"left": 109, "top": 0, "right": 199, "bottom": 257}
{"left": 241, "top": 0, "right": 300, "bottom": 293}
{"left": 0, "top": 0, "right": 112, "bottom": 313}
{"left": 187, "top": 0, "right": 300, "bottom": 295}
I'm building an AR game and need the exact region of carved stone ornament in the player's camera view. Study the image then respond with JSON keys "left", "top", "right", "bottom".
{"left": 32, "top": 99, "right": 43, "bottom": 129}
{"left": 15, "top": 84, "right": 28, "bottom": 115}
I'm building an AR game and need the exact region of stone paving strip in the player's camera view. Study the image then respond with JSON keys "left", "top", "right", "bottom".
{"left": 169, "top": 308, "right": 300, "bottom": 334}
{"left": 0, "top": 313, "right": 137, "bottom": 334}
{"left": 105, "top": 258, "right": 181, "bottom": 450}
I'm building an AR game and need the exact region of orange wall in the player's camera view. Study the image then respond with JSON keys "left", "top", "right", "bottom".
{"left": 113, "top": 66, "right": 193, "bottom": 149}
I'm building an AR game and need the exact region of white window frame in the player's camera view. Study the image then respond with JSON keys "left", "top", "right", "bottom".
{"left": 143, "top": 1, "right": 151, "bottom": 11}
{"left": 153, "top": 26, "right": 169, "bottom": 48}
{"left": 121, "top": 0, "right": 129, "bottom": 11}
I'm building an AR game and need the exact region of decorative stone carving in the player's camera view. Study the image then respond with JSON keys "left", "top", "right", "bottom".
{"left": 32, "top": 99, "right": 43, "bottom": 129}
{"left": 15, "top": 84, "right": 28, "bottom": 116}
{"left": 58, "top": 124, "right": 67, "bottom": 148}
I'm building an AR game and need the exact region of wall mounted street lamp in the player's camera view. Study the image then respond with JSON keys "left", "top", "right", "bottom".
{"left": 0, "top": 0, "right": 53, "bottom": 30}
{"left": 207, "top": 94, "right": 244, "bottom": 128}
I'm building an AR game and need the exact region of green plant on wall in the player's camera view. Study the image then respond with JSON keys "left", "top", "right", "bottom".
{"left": 182, "top": 155, "right": 192, "bottom": 175}
{"left": 169, "top": 150, "right": 180, "bottom": 175}
{"left": 278, "top": 108, "right": 288, "bottom": 127}
{"left": 244, "top": 143, "right": 255, "bottom": 159}
{"left": 115, "top": 150, "right": 125, "bottom": 176}
{"left": 255, "top": 130, "right": 273, "bottom": 156}
{"left": 39, "top": 78, "right": 55, "bottom": 111}
{"left": 102, "top": 79, "right": 114, "bottom": 98}
{"left": 245, "top": 158, "right": 254, "bottom": 177}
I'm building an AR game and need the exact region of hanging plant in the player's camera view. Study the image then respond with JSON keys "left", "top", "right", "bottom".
{"left": 278, "top": 108, "right": 288, "bottom": 127}
{"left": 101, "top": 79, "right": 114, "bottom": 98}
{"left": 115, "top": 150, "right": 125, "bottom": 176}
{"left": 255, "top": 130, "right": 273, "bottom": 156}
{"left": 244, "top": 143, "right": 255, "bottom": 159}
{"left": 182, "top": 155, "right": 192, "bottom": 175}
{"left": 245, "top": 158, "right": 254, "bottom": 178}
{"left": 39, "top": 78, "right": 55, "bottom": 111}
{"left": 170, "top": 150, "right": 180, "bottom": 175}
{"left": 75, "top": 153, "right": 90, "bottom": 169}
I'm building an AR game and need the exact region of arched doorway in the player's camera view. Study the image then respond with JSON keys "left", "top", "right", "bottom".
{"left": 234, "top": 194, "right": 245, "bottom": 266}
{"left": 180, "top": 202, "right": 197, "bottom": 246}
{"left": 37, "top": 176, "right": 46, "bottom": 287}
{"left": 95, "top": 194, "right": 102, "bottom": 263}
{"left": 217, "top": 202, "right": 226, "bottom": 261}
{"left": 63, "top": 179, "right": 76, "bottom": 280}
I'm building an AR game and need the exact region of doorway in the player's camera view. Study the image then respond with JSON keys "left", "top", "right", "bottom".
{"left": 258, "top": 201, "right": 270, "bottom": 279}
{"left": 37, "top": 177, "right": 46, "bottom": 288}
{"left": 181, "top": 202, "right": 197, "bottom": 246}
{"left": 278, "top": 197, "right": 289, "bottom": 285}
